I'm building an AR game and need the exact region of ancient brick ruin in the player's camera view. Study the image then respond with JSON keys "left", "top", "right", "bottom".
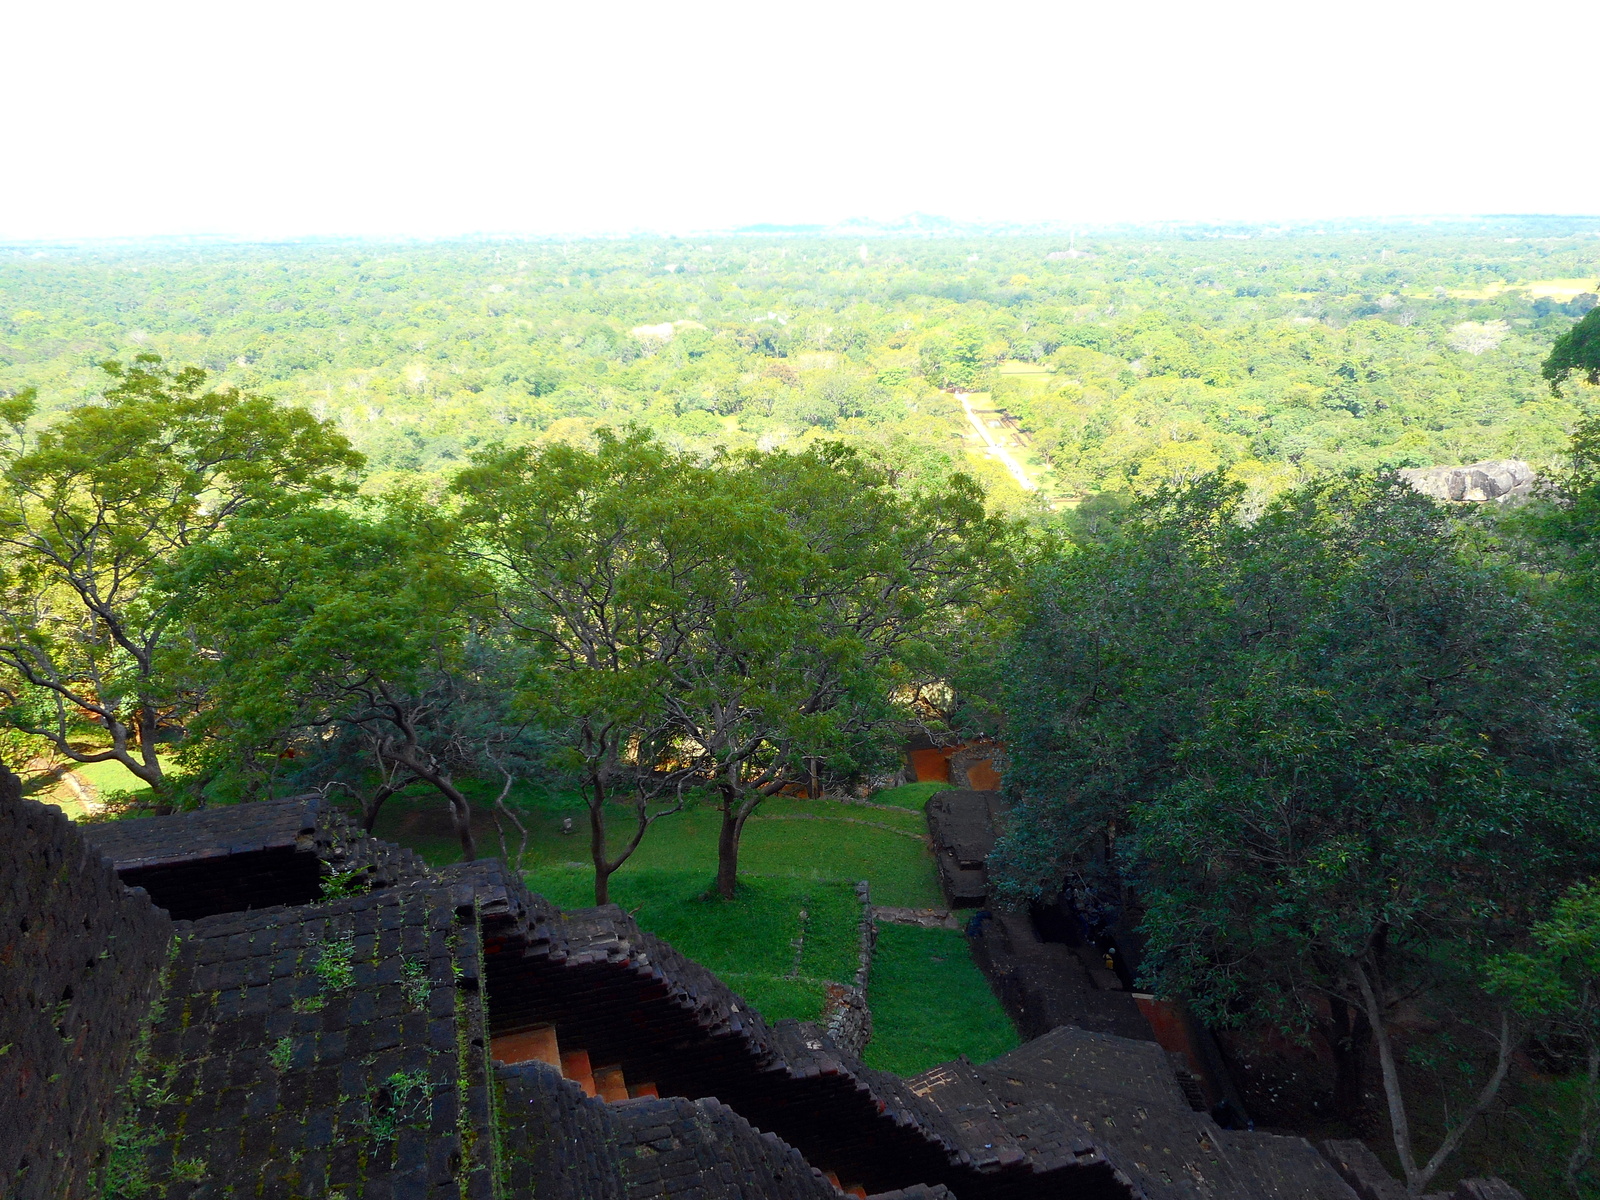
{"left": 2, "top": 788, "right": 1522, "bottom": 1199}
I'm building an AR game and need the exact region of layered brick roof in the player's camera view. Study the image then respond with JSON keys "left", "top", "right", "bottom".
{"left": 1, "top": 790, "right": 1453, "bottom": 1200}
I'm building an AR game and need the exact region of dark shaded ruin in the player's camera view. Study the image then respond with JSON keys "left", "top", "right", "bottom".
{"left": 922, "top": 789, "right": 1224, "bottom": 1117}
{"left": 3, "top": 789, "right": 1523, "bottom": 1199}
{"left": 924, "top": 790, "right": 1004, "bottom": 907}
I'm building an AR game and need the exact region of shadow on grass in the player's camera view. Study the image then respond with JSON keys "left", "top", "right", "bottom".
{"left": 863, "top": 924, "right": 1019, "bottom": 1077}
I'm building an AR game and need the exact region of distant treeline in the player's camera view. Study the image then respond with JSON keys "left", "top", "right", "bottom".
{"left": 1, "top": 233, "right": 1595, "bottom": 503}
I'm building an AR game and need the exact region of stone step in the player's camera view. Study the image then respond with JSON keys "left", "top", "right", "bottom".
{"left": 489, "top": 1023, "right": 562, "bottom": 1069}
{"left": 560, "top": 1049, "right": 596, "bottom": 1097}
{"left": 592, "top": 1064, "right": 629, "bottom": 1103}
{"left": 626, "top": 1081, "right": 660, "bottom": 1099}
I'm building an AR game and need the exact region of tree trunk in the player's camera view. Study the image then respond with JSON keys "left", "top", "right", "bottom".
{"left": 362, "top": 780, "right": 404, "bottom": 832}
{"left": 385, "top": 744, "right": 476, "bottom": 861}
{"left": 591, "top": 796, "right": 613, "bottom": 906}
{"left": 715, "top": 801, "right": 742, "bottom": 900}
{"left": 134, "top": 704, "right": 170, "bottom": 814}
{"left": 441, "top": 782, "right": 476, "bottom": 862}
{"left": 1353, "top": 962, "right": 1517, "bottom": 1197}
{"left": 1326, "top": 996, "right": 1372, "bottom": 1125}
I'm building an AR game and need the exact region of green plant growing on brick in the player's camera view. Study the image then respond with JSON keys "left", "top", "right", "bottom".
{"left": 170, "top": 1158, "right": 207, "bottom": 1184}
{"left": 366, "top": 1070, "right": 434, "bottom": 1143}
{"left": 99, "top": 1117, "right": 159, "bottom": 1199}
{"left": 313, "top": 930, "right": 356, "bottom": 991}
{"left": 98, "top": 1069, "right": 177, "bottom": 1198}
{"left": 401, "top": 958, "right": 430, "bottom": 1010}
{"left": 319, "top": 865, "right": 370, "bottom": 900}
{"left": 268, "top": 1037, "right": 293, "bottom": 1072}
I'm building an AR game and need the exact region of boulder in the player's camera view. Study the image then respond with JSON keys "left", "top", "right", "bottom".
{"left": 1398, "top": 459, "right": 1536, "bottom": 503}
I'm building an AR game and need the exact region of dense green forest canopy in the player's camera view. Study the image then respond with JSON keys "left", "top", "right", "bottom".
{"left": 2, "top": 226, "right": 1597, "bottom": 504}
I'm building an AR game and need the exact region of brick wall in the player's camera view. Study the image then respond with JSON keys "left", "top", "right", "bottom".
{"left": 1, "top": 795, "right": 173, "bottom": 1199}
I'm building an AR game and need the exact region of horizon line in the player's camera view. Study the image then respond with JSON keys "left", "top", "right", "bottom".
{"left": 6, "top": 212, "right": 1600, "bottom": 251}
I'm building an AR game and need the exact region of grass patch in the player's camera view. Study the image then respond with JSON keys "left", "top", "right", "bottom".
{"left": 868, "top": 782, "right": 950, "bottom": 811}
{"left": 862, "top": 924, "right": 1019, "bottom": 1076}
{"left": 375, "top": 791, "right": 943, "bottom": 908}
{"left": 528, "top": 868, "right": 858, "bottom": 1023}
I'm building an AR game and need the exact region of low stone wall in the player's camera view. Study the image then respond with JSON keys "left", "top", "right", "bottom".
{"left": 822, "top": 881, "right": 877, "bottom": 1056}
{"left": 1, "top": 795, "right": 173, "bottom": 1200}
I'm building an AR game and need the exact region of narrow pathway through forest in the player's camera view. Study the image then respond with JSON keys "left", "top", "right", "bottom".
{"left": 957, "top": 392, "right": 1036, "bottom": 492}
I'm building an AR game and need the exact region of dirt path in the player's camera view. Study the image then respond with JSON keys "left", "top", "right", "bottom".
{"left": 957, "top": 393, "right": 1036, "bottom": 492}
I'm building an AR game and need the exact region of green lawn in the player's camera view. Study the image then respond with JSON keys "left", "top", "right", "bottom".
{"left": 372, "top": 787, "right": 943, "bottom": 908}
{"left": 372, "top": 782, "right": 1016, "bottom": 1075}
{"left": 32, "top": 754, "right": 177, "bottom": 820}
{"left": 863, "top": 924, "right": 1020, "bottom": 1075}
{"left": 528, "top": 867, "right": 860, "bottom": 1024}
{"left": 866, "top": 781, "right": 949, "bottom": 811}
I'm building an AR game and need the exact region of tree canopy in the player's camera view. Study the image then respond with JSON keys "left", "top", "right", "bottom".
{"left": 993, "top": 472, "right": 1597, "bottom": 1191}
{"left": 453, "top": 428, "right": 1020, "bottom": 900}
{"left": 1544, "top": 307, "right": 1600, "bottom": 395}
{"left": 0, "top": 356, "right": 360, "bottom": 803}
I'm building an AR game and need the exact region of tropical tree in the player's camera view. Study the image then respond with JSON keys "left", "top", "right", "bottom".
{"left": 994, "top": 474, "right": 1596, "bottom": 1190}
{"left": 1488, "top": 880, "right": 1600, "bottom": 1198}
{"left": 165, "top": 502, "right": 492, "bottom": 858}
{"left": 1544, "top": 307, "right": 1600, "bottom": 394}
{"left": 452, "top": 428, "right": 792, "bottom": 902}
{"left": 455, "top": 429, "right": 1020, "bottom": 901}
{"left": 1520, "top": 415, "right": 1600, "bottom": 741}
{"left": 683, "top": 443, "right": 1020, "bottom": 898}
{"left": 0, "top": 357, "right": 361, "bottom": 808}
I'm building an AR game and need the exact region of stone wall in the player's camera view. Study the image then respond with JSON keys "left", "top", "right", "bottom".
{"left": 1, "top": 796, "right": 173, "bottom": 1200}
{"left": 821, "top": 880, "right": 876, "bottom": 1057}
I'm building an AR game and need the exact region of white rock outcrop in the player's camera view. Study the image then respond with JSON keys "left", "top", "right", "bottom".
{"left": 1398, "top": 459, "right": 1536, "bottom": 503}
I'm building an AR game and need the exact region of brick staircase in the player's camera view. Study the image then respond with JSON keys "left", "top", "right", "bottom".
{"left": 449, "top": 858, "right": 1355, "bottom": 1200}
{"left": 19, "top": 791, "right": 1470, "bottom": 1200}
{"left": 491, "top": 1022, "right": 875, "bottom": 1196}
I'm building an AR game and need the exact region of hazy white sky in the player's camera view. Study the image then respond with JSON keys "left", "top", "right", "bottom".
{"left": 3, "top": 0, "right": 1596, "bottom": 240}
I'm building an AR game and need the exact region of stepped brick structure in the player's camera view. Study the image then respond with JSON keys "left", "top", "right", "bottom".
{"left": 924, "top": 790, "right": 1004, "bottom": 907}
{"left": 1, "top": 789, "right": 1519, "bottom": 1199}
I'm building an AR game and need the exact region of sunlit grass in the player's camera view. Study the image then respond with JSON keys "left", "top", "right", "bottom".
{"left": 529, "top": 867, "right": 859, "bottom": 1024}
{"left": 867, "top": 781, "right": 948, "bottom": 811}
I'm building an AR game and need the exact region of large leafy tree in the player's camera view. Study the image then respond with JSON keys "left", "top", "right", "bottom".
{"left": 455, "top": 429, "right": 1020, "bottom": 901}
{"left": 1544, "top": 307, "right": 1600, "bottom": 395}
{"left": 1521, "top": 414, "right": 1600, "bottom": 740}
{"left": 681, "top": 443, "right": 1020, "bottom": 899}
{"left": 1488, "top": 880, "right": 1600, "bottom": 1198}
{"left": 0, "top": 357, "right": 361, "bottom": 806}
{"left": 452, "top": 428, "right": 793, "bottom": 902}
{"left": 165, "top": 503, "right": 492, "bottom": 859}
{"left": 994, "top": 475, "right": 1595, "bottom": 1191}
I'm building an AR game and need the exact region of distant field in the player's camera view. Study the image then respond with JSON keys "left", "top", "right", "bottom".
{"left": 1441, "top": 277, "right": 1599, "bottom": 300}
